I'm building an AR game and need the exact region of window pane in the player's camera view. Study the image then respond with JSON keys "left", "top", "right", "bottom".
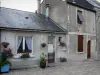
{"left": 48, "top": 36, "right": 54, "bottom": 44}
{"left": 17, "top": 36, "right": 23, "bottom": 53}
{"left": 25, "top": 36, "right": 32, "bottom": 53}
{"left": 77, "top": 11, "right": 84, "bottom": 22}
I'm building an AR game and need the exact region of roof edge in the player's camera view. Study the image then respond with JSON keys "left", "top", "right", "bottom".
{"left": 0, "top": 27, "right": 66, "bottom": 34}
{"left": 67, "top": 1, "right": 96, "bottom": 12}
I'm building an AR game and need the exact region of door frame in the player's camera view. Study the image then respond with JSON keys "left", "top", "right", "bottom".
{"left": 87, "top": 40, "right": 91, "bottom": 59}
{"left": 77, "top": 35, "right": 84, "bottom": 53}
{"left": 48, "top": 36, "right": 56, "bottom": 63}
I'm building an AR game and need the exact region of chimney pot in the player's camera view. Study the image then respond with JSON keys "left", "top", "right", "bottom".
{"left": 46, "top": 4, "right": 49, "bottom": 7}
{"left": 45, "top": 4, "right": 50, "bottom": 18}
{"left": 37, "top": 0, "right": 41, "bottom": 13}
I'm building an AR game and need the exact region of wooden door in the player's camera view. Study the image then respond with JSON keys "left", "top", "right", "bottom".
{"left": 78, "top": 35, "right": 83, "bottom": 52}
{"left": 48, "top": 52, "right": 55, "bottom": 63}
{"left": 48, "top": 36, "right": 55, "bottom": 63}
{"left": 87, "top": 40, "right": 91, "bottom": 58}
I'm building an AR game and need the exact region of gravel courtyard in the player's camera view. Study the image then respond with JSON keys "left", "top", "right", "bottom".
{"left": 2, "top": 59, "right": 100, "bottom": 75}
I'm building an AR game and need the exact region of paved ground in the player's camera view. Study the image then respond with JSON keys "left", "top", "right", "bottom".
{"left": 2, "top": 59, "right": 100, "bottom": 75}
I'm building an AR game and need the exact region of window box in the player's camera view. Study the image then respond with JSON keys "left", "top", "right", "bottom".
{"left": 60, "top": 58, "right": 67, "bottom": 62}
{"left": 13, "top": 53, "right": 35, "bottom": 59}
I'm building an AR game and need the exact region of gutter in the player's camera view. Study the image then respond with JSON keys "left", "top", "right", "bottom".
{"left": 0, "top": 27, "right": 66, "bottom": 34}
{"left": 67, "top": 1, "right": 96, "bottom": 13}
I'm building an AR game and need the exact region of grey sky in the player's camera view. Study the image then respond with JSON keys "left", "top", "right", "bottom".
{"left": 1, "top": 0, "right": 100, "bottom": 12}
{"left": 97, "top": 0, "right": 100, "bottom": 2}
{"left": 1, "top": 0, "right": 37, "bottom": 12}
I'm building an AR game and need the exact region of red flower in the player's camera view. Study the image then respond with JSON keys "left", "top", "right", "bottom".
{"left": 1, "top": 42, "right": 9, "bottom": 45}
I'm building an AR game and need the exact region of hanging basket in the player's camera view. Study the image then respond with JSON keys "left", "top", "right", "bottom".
{"left": 59, "top": 42, "right": 66, "bottom": 47}
{"left": 1, "top": 42, "right": 9, "bottom": 48}
{"left": 41, "top": 43, "right": 46, "bottom": 48}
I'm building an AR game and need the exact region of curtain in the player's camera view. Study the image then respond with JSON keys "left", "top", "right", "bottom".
{"left": 25, "top": 36, "right": 32, "bottom": 52}
{"left": 17, "top": 36, "right": 23, "bottom": 53}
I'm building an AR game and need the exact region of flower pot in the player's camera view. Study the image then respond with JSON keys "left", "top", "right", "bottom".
{"left": 3, "top": 45, "right": 8, "bottom": 48}
{"left": 60, "top": 58, "right": 67, "bottom": 62}
{"left": 40, "top": 62, "right": 46, "bottom": 68}
{"left": 0, "top": 64, "right": 10, "bottom": 73}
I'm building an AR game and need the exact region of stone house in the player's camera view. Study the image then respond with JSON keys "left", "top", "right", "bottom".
{"left": 0, "top": 7, "right": 67, "bottom": 69}
{"left": 39, "top": 0, "right": 100, "bottom": 60}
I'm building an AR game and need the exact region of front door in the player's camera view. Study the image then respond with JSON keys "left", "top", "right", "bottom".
{"left": 78, "top": 35, "right": 83, "bottom": 52}
{"left": 87, "top": 40, "right": 91, "bottom": 58}
{"left": 48, "top": 36, "right": 55, "bottom": 63}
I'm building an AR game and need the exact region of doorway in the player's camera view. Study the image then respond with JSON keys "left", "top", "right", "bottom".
{"left": 48, "top": 36, "right": 55, "bottom": 63}
{"left": 87, "top": 40, "right": 91, "bottom": 58}
{"left": 78, "top": 35, "right": 83, "bottom": 52}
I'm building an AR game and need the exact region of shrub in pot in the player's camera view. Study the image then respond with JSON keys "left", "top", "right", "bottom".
{"left": 40, "top": 53, "right": 46, "bottom": 68}
{"left": 0, "top": 52, "right": 11, "bottom": 73}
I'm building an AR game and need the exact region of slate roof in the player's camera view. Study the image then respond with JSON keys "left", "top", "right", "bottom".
{"left": 0, "top": 7, "right": 65, "bottom": 33}
{"left": 67, "top": 0, "right": 95, "bottom": 12}
{"left": 88, "top": 0, "right": 100, "bottom": 8}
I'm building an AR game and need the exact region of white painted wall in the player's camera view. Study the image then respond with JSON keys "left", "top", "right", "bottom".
{"left": 1, "top": 30, "right": 67, "bottom": 68}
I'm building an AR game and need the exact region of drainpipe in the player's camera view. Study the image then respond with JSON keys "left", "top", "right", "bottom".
{"left": 0, "top": 30, "right": 1, "bottom": 62}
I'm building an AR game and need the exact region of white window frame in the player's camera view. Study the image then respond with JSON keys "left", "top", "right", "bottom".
{"left": 76, "top": 8, "right": 84, "bottom": 25}
{"left": 16, "top": 35, "right": 34, "bottom": 54}
{"left": 67, "top": 5, "right": 70, "bottom": 23}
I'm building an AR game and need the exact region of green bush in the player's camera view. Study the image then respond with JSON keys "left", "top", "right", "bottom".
{"left": 21, "top": 53, "right": 30, "bottom": 58}
{"left": 0, "top": 52, "right": 11, "bottom": 67}
{"left": 1, "top": 52, "right": 7, "bottom": 62}
{"left": 0, "top": 60, "right": 11, "bottom": 67}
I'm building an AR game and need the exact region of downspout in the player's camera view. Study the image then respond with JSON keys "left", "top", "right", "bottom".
{"left": 0, "top": 0, "right": 1, "bottom": 62}
{"left": 95, "top": 12, "right": 98, "bottom": 60}
{"left": 0, "top": 30, "right": 1, "bottom": 62}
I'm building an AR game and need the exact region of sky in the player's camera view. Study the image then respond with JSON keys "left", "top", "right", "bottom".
{"left": 1, "top": 0, "right": 100, "bottom": 12}
{"left": 1, "top": 0, "right": 37, "bottom": 12}
{"left": 97, "top": 0, "right": 100, "bottom": 2}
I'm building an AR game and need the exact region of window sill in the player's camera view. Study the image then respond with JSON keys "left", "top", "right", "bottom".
{"left": 13, "top": 54, "right": 35, "bottom": 59}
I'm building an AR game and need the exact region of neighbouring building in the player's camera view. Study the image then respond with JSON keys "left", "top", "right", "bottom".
{"left": 39, "top": 0, "right": 100, "bottom": 60}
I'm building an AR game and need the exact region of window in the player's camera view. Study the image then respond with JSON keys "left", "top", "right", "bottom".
{"left": 58, "top": 37, "right": 62, "bottom": 42}
{"left": 77, "top": 10, "right": 84, "bottom": 24}
{"left": 17, "top": 36, "right": 32, "bottom": 53}
{"left": 48, "top": 36, "right": 54, "bottom": 44}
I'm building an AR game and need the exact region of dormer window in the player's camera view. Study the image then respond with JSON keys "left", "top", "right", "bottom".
{"left": 77, "top": 10, "right": 84, "bottom": 24}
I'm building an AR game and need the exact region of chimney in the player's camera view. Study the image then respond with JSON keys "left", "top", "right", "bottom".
{"left": 45, "top": 4, "right": 50, "bottom": 18}
{"left": 37, "top": 0, "right": 41, "bottom": 13}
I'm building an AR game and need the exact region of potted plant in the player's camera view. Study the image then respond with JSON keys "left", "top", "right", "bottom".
{"left": 40, "top": 53, "right": 46, "bottom": 68}
{"left": 0, "top": 52, "right": 11, "bottom": 73}
{"left": 60, "top": 57, "right": 67, "bottom": 62}
{"left": 59, "top": 42, "right": 66, "bottom": 47}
